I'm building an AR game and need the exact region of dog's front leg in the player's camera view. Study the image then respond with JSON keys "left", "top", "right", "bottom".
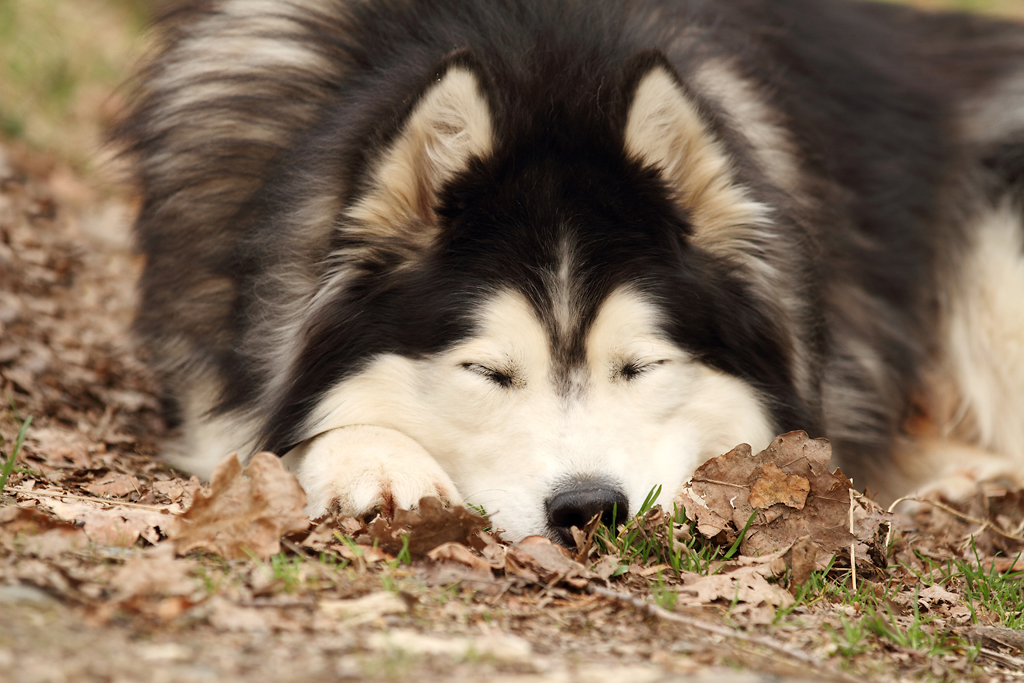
{"left": 280, "top": 425, "right": 462, "bottom": 519}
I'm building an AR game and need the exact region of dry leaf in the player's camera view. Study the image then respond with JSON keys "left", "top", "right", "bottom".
{"left": 0, "top": 506, "right": 88, "bottom": 558}
{"left": 505, "top": 536, "right": 593, "bottom": 588}
{"left": 427, "top": 542, "right": 495, "bottom": 573}
{"left": 592, "top": 554, "right": 624, "bottom": 581}
{"left": 679, "top": 431, "right": 892, "bottom": 566}
{"left": 675, "top": 548, "right": 793, "bottom": 619}
{"left": 168, "top": 452, "right": 309, "bottom": 560}
{"left": 787, "top": 536, "right": 819, "bottom": 589}
{"left": 748, "top": 462, "right": 809, "bottom": 510}
{"left": 113, "top": 545, "right": 199, "bottom": 601}
{"left": 678, "top": 566, "right": 794, "bottom": 609}
{"left": 918, "top": 584, "right": 961, "bottom": 606}
{"left": 336, "top": 543, "right": 393, "bottom": 564}
{"left": 83, "top": 474, "right": 140, "bottom": 498}
{"left": 364, "top": 497, "right": 486, "bottom": 559}
{"left": 40, "top": 497, "right": 173, "bottom": 546}
{"left": 477, "top": 530, "right": 507, "bottom": 567}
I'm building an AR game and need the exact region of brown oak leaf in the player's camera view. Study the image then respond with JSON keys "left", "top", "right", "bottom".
{"left": 748, "top": 462, "right": 809, "bottom": 510}
{"left": 505, "top": 536, "right": 593, "bottom": 588}
{"left": 365, "top": 497, "right": 487, "bottom": 559}
{"left": 168, "top": 452, "right": 309, "bottom": 560}
{"left": 679, "top": 431, "right": 891, "bottom": 567}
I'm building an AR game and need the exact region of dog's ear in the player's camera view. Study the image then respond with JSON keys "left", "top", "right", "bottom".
{"left": 346, "top": 55, "right": 494, "bottom": 254}
{"left": 622, "top": 51, "right": 768, "bottom": 244}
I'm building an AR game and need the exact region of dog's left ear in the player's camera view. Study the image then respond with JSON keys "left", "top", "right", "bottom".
{"left": 346, "top": 55, "right": 494, "bottom": 252}
{"left": 622, "top": 51, "right": 768, "bottom": 243}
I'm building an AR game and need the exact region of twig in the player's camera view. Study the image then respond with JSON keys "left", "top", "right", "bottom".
{"left": 587, "top": 583, "right": 857, "bottom": 681}
{"left": 960, "top": 626, "right": 1024, "bottom": 652}
{"left": 7, "top": 487, "right": 173, "bottom": 512}
{"left": 884, "top": 496, "right": 1024, "bottom": 551}
{"left": 691, "top": 478, "right": 748, "bottom": 490}
{"left": 848, "top": 489, "right": 857, "bottom": 592}
{"left": 977, "top": 647, "right": 1024, "bottom": 669}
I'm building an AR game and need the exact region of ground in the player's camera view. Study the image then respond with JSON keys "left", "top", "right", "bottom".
{"left": 1, "top": 1, "right": 1024, "bottom": 682}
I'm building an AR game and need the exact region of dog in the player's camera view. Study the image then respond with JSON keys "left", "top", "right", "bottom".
{"left": 116, "top": 0, "right": 1024, "bottom": 543}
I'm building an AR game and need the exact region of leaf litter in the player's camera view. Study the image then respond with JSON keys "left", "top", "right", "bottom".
{"left": 3, "top": 144, "right": 1024, "bottom": 682}
{"left": 168, "top": 452, "right": 309, "bottom": 560}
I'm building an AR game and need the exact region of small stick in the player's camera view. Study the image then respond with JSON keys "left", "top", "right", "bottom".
{"left": 690, "top": 478, "right": 749, "bottom": 490}
{"left": 848, "top": 489, "right": 857, "bottom": 592}
{"left": 587, "top": 583, "right": 857, "bottom": 681}
{"left": 884, "top": 496, "right": 1024, "bottom": 551}
{"left": 7, "top": 487, "right": 173, "bottom": 512}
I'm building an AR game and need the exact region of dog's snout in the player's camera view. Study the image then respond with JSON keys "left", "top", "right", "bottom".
{"left": 545, "top": 482, "right": 628, "bottom": 547}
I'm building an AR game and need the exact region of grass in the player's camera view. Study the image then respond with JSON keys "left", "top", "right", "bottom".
{"left": 955, "top": 542, "right": 1024, "bottom": 629}
{"left": 904, "top": 542, "right": 1024, "bottom": 628}
{"left": 267, "top": 553, "right": 305, "bottom": 592}
{"left": 591, "top": 487, "right": 1010, "bottom": 675}
{"left": 594, "top": 485, "right": 759, "bottom": 578}
{"left": 0, "top": 406, "right": 32, "bottom": 494}
{"left": 650, "top": 571, "right": 677, "bottom": 610}
{"left": 862, "top": 589, "right": 963, "bottom": 657}
{"left": 829, "top": 615, "right": 871, "bottom": 658}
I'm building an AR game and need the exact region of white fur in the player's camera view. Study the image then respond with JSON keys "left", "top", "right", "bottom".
{"left": 281, "top": 426, "right": 462, "bottom": 518}
{"left": 913, "top": 203, "right": 1024, "bottom": 498}
{"left": 944, "top": 204, "right": 1024, "bottom": 457}
{"left": 288, "top": 287, "right": 774, "bottom": 540}
{"left": 880, "top": 203, "right": 1024, "bottom": 503}
{"left": 163, "top": 376, "right": 259, "bottom": 480}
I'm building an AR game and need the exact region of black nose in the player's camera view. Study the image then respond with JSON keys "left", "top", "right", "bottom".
{"left": 545, "top": 482, "right": 628, "bottom": 547}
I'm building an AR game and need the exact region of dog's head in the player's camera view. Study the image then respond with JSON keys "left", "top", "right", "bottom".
{"left": 265, "top": 50, "right": 814, "bottom": 541}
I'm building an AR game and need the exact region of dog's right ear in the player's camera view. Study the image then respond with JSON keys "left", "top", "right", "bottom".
{"left": 622, "top": 51, "right": 769, "bottom": 252}
{"left": 346, "top": 55, "right": 495, "bottom": 256}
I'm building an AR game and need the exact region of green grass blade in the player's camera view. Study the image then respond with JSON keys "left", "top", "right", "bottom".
{"left": 723, "top": 510, "right": 756, "bottom": 560}
{"left": 0, "top": 414, "right": 32, "bottom": 494}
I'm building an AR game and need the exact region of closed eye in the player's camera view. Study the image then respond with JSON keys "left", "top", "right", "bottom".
{"left": 461, "top": 362, "right": 519, "bottom": 389}
{"left": 617, "top": 359, "right": 667, "bottom": 381}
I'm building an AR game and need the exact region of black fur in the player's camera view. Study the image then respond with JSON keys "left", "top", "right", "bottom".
{"left": 117, "top": 0, "right": 1024, "bottom": 494}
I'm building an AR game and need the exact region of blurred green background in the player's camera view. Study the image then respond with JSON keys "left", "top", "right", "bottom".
{"left": 0, "top": 0, "right": 147, "bottom": 172}
{"left": 0, "top": 0, "right": 1022, "bottom": 173}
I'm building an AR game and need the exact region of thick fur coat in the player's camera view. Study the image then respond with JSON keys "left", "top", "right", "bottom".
{"left": 117, "top": 0, "right": 1024, "bottom": 541}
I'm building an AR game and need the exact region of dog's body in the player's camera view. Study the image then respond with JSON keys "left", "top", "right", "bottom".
{"left": 118, "top": 0, "right": 1024, "bottom": 542}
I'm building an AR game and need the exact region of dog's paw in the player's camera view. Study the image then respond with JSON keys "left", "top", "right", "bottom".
{"left": 894, "top": 438, "right": 1024, "bottom": 509}
{"left": 910, "top": 470, "right": 1022, "bottom": 507}
{"left": 281, "top": 425, "right": 462, "bottom": 518}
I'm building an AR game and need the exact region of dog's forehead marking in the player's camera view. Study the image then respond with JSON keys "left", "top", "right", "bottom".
{"left": 540, "top": 237, "right": 589, "bottom": 395}
{"left": 549, "top": 237, "right": 578, "bottom": 339}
